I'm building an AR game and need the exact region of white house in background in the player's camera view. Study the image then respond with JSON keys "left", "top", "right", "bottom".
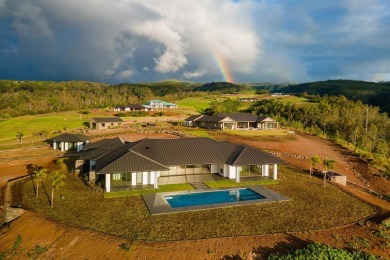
{"left": 76, "top": 137, "right": 285, "bottom": 192}
{"left": 114, "top": 104, "right": 150, "bottom": 112}
{"left": 143, "top": 100, "right": 177, "bottom": 109}
{"left": 48, "top": 133, "right": 90, "bottom": 152}
{"left": 184, "top": 113, "right": 279, "bottom": 130}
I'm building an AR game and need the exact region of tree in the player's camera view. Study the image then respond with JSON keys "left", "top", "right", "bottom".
{"left": 309, "top": 155, "right": 320, "bottom": 178}
{"left": 322, "top": 158, "right": 336, "bottom": 186}
{"left": 32, "top": 167, "right": 47, "bottom": 198}
{"left": 16, "top": 132, "right": 24, "bottom": 144}
{"left": 50, "top": 171, "right": 66, "bottom": 208}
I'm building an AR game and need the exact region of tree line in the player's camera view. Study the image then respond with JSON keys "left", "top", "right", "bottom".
{"left": 249, "top": 95, "right": 390, "bottom": 173}
{"left": 0, "top": 80, "right": 241, "bottom": 118}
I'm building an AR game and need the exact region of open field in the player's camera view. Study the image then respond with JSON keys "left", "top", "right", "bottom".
{"left": 19, "top": 165, "right": 373, "bottom": 241}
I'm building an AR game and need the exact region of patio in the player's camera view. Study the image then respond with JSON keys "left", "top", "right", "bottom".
{"left": 158, "top": 173, "right": 225, "bottom": 185}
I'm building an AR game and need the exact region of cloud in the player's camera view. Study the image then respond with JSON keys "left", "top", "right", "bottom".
{"left": 0, "top": 0, "right": 389, "bottom": 83}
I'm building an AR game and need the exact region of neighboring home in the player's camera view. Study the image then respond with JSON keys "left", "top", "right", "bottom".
{"left": 47, "top": 133, "right": 90, "bottom": 152}
{"left": 114, "top": 104, "right": 149, "bottom": 112}
{"left": 90, "top": 117, "right": 124, "bottom": 130}
{"left": 143, "top": 100, "right": 177, "bottom": 109}
{"left": 239, "top": 97, "right": 257, "bottom": 102}
{"left": 76, "top": 137, "right": 285, "bottom": 192}
{"left": 184, "top": 113, "right": 279, "bottom": 130}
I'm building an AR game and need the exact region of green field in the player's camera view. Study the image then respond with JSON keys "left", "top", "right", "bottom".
{"left": 0, "top": 110, "right": 114, "bottom": 141}
{"left": 175, "top": 97, "right": 213, "bottom": 111}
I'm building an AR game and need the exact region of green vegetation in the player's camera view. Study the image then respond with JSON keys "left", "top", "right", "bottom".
{"left": 205, "top": 179, "right": 277, "bottom": 188}
{"left": 21, "top": 165, "right": 373, "bottom": 241}
{"left": 280, "top": 79, "right": 390, "bottom": 113}
{"left": 175, "top": 97, "right": 212, "bottom": 111}
{"left": 0, "top": 112, "right": 88, "bottom": 140}
{"left": 250, "top": 96, "right": 390, "bottom": 174}
{"left": 179, "top": 127, "right": 211, "bottom": 138}
{"left": 268, "top": 243, "right": 378, "bottom": 260}
{"left": 194, "top": 82, "right": 250, "bottom": 93}
{"left": 104, "top": 183, "right": 194, "bottom": 198}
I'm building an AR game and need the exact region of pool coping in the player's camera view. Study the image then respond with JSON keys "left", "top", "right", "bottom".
{"left": 142, "top": 185, "right": 290, "bottom": 215}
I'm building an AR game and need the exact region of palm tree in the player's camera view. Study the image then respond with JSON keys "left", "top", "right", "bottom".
{"left": 322, "top": 158, "right": 337, "bottom": 187}
{"left": 50, "top": 171, "right": 66, "bottom": 208}
{"left": 309, "top": 155, "right": 321, "bottom": 178}
{"left": 32, "top": 167, "right": 47, "bottom": 198}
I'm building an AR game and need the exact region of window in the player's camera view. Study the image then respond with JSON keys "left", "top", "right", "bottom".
{"left": 111, "top": 123, "right": 114, "bottom": 126}
{"left": 101, "top": 123, "right": 106, "bottom": 127}
{"left": 112, "top": 174, "right": 121, "bottom": 180}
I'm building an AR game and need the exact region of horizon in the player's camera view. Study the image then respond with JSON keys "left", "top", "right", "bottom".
{"left": 1, "top": 1, "right": 390, "bottom": 84}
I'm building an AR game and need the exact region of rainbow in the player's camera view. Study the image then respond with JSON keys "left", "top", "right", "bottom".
{"left": 213, "top": 54, "right": 234, "bottom": 83}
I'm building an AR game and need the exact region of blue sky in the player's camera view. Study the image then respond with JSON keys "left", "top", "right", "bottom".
{"left": 1, "top": 0, "right": 389, "bottom": 83}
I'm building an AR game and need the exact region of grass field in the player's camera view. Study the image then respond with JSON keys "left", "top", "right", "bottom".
{"left": 175, "top": 97, "right": 212, "bottom": 111}
{"left": 0, "top": 111, "right": 97, "bottom": 141}
{"left": 21, "top": 165, "right": 373, "bottom": 241}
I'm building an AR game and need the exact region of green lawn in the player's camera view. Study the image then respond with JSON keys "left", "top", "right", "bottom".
{"left": 20, "top": 165, "right": 373, "bottom": 242}
{"left": 175, "top": 97, "right": 212, "bottom": 111}
{"left": 0, "top": 112, "right": 90, "bottom": 141}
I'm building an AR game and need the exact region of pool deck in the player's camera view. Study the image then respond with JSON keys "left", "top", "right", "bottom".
{"left": 142, "top": 185, "right": 289, "bottom": 215}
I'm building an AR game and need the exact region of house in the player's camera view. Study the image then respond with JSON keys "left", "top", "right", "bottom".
{"left": 47, "top": 133, "right": 90, "bottom": 152}
{"left": 76, "top": 137, "right": 285, "bottom": 192}
{"left": 184, "top": 113, "right": 279, "bottom": 130}
{"left": 114, "top": 104, "right": 148, "bottom": 112}
{"left": 239, "top": 97, "right": 258, "bottom": 102}
{"left": 90, "top": 117, "right": 124, "bottom": 130}
{"left": 143, "top": 100, "right": 177, "bottom": 109}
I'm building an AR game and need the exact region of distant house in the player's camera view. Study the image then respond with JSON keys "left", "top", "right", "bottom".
{"left": 47, "top": 133, "right": 90, "bottom": 152}
{"left": 90, "top": 117, "right": 124, "bottom": 130}
{"left": 76, "top": 137, "right": 285, "bottom": 192}
{"left": 114, "top": 104, "right": 148, "bottom": 112}
{"left": 143, "top": 100, "right": 177, "bottom": 109}
{"left": 239, "top": 97, "right": 258, "bottom": 102}
{"left": 185, "top": 113, "right": 279, "bottom": 130}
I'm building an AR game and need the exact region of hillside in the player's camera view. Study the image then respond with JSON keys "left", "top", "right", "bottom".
{"left": 279, "top": 80, "right": 390, "bottom": 113}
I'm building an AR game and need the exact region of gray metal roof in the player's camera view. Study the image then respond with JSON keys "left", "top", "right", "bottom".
{"left": 91, "top": 117, "right": 124, "bottom": 123}
{"left": 48, "top": 133, "right": 90, "bottom": 142}
{"left": 185, "top": 115, "right": 203, "bottom": 121}
{"left": 92, "top": 137, "right": 285, "bottom": 174}
{"left": 98, "top": 151, "right": 168, "bottom": 173}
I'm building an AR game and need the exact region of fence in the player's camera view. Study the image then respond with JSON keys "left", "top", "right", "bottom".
{"left": 347, "top": 180, "right": 390, "bottom": 203}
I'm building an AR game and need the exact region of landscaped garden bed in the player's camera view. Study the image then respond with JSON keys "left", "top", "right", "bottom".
{"left": 20, "top": 165, "right": 374, "bottom": 241}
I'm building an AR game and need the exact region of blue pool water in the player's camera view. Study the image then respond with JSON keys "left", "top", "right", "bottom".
{"left": 164, "top": 188, "right": 265, "bottom": 208}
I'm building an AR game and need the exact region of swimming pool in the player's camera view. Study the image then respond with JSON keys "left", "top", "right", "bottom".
{"left": 164, "top": 188, "right": 265, "bottom": 208}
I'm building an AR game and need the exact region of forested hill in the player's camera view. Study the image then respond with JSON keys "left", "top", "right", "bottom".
{"left": 279, "top": 80, "right": 390, "bottom": 113}
{"left": 0, "top": 80, "right": 245, "bottom": 117}
{"left": 193, "top": 82, "right": 251, "bottom": 93}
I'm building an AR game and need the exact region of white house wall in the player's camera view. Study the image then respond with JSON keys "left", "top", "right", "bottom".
{"left": 211, "top": 164, "right": 219, "bottom": 174}
{"left": 105, "top": 174, "right": 111, "bottom": 192}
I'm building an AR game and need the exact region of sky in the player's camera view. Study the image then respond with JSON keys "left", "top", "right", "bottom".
{"left": 1, "top": 0, "right": 390, "bottom": 84}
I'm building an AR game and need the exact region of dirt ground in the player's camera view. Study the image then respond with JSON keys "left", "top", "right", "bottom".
{"left": 1, "top": 131, "right": 390, "bottom": 259}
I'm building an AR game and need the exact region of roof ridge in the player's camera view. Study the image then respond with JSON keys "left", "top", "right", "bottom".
{"left": 129, "top": 150, "right": 168, "bottom": 169}
{"left": 231, "top": 145, "right": 247, "bottom": 165}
